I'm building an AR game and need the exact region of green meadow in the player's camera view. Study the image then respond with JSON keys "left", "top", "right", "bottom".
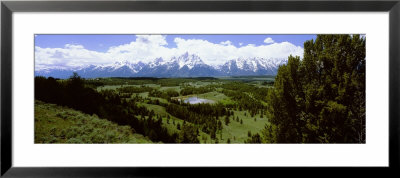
{"left": 35, "top": 100, "right": 153, "bottom": 143}
{"left": 35, "top": 35, "right": 365, "bottom": 144}
{"left": 35, "top": 76, "right": 274, "bottom": 143}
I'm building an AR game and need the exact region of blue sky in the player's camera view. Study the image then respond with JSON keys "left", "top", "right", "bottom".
{"left": 35, "top": 34, "right": 316, "bottom": 70}
{"left": 35, "top": 34, "right": 316, "bottom": 52}
{"left": 166, "top": 35, "right": 316, "bottom": 48}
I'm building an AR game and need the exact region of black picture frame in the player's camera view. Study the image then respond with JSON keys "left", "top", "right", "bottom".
{"left": 1, "top": 0, "right": 399, "bottom": 177}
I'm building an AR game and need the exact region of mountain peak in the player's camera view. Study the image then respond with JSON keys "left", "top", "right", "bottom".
{"left": 36, "top": 54, "right": 286, "bottom": 78}
{"left": 182, "top": 52, "right": 190, "bottom": 58}
{"left": 155, "top": 57, "right": 164, "bottom": 63}
{"left": 149, "top": 57, "right": 165, "bottom": 68}
{"left": 170, "top": 52, "right": 204, "bottom": 69}
{"left": 113, "top": 60, "right": 133, "bottom": 66}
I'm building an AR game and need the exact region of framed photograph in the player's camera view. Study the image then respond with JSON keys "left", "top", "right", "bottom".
{"left": 1, "top": 0, "right": 399, "bottom": 176}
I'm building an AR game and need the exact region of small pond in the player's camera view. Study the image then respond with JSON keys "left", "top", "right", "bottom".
{"left": 184, "top": 97, "right": 215, "bottom": 104}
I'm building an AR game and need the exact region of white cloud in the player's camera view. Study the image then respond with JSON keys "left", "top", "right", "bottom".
{"left": 264, "top": 37, "right": 275, "bottom": 44}
{"left": 220, "top": 40, "right": 232, "bottom": 46}
{"left": 35, "top": 35, "right": 304, "bottom": 70}
{"left": 239, "top": 43, "right": 243, "bottom": 46}
{"left": 64, "top": 44, "right": 85, "bottom": 49}
{"left": 35, "top": 44, "right": 108, "bottom": 70}
{"left": 136, "top": 35, "right": 168, "bottom": 46}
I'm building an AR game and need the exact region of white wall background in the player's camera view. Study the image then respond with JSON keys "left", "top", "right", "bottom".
{"left": 13, "top": 12, "right": 388, "bottom": 167}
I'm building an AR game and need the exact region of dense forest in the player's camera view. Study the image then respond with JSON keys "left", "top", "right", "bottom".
{"left": 35, "top": 34, "right": 365, "bottom": 143}
{"left": 263, "top": 34, "right": 365, "bottom": 143}
{"left": 35, "top": 74, "right": 178, "bottom": 143}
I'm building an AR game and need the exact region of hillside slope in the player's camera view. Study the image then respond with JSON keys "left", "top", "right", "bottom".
{"left": 35, "top": 100, "right": 153, "bottom": 143}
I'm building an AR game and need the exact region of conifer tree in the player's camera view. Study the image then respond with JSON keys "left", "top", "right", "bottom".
{"left": 264, "top": 35, "right": 366, "bottom": 143}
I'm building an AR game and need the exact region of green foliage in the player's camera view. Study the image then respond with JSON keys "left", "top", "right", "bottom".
{"left": 177, "top": 124, "right": 200, "bottom": 143}
{"left": 92, "top": 77, "right": 218, "bottom": 87}
{"left": 224, "top": 115, "right": 230, "bottom": 125}
{"left": 35, "top": 74, "right": 178, "bottom": 143}
{"left": 35, "top": 100, "right": 153, "bottom": 143}
{"left": 149, "top": 88, "right": 179, "bottom": 100}
{"left": 36, "top": 74, "right": 273, "bottom": 143}
{"left": 35, "top": 35, "right": 365, "bottom": 144}
{"left": 117, "top": 86, "right": 154, "bottom": 94}
{"left": 245, "top": 133, "right": 262, "bottom": 143}
{"left": 165, "top": 102, "right": 228, "bottom": 135}
{"left": 84, "top": 79, "right": 105, "bottom": 88}
{"left": 264, "top": 35, "right": 366, "bottom": 143}
{"left": 220, "top": 82, "right": 266, "bottom": 115}
{"left": 180, "top": 85, "right": 216, "bottom": 96}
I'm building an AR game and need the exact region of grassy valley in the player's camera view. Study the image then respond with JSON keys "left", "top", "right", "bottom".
{"left": 35, "top": 100, "right": 153, "bottom": 143}
{"left": 35, "top": 75, "right": 274, "bottom": 144}
{"left": 34, "top": 35, "right": 366, "bottom": 144}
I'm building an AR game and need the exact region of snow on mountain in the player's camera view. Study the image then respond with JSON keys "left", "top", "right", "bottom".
{"left": 168, "top": 52, "right": 205, "bottom": 70}
{"left": 149, "top": 57, "right": 165, "bottom": 68}
{"left": 35, "top": 52, "right": 288, "bottom": 78}
{"left": 219, "top": 57, "right": 288, "bottom": 76}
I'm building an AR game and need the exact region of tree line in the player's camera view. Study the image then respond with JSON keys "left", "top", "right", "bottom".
{"left": 165, "top": 102, "right": 228, "bottom": 139}
{"left": 35, "top": 73, "right": 178, "bottom": 143}
{"left": 263, "top": 34, "right": 366, "bottom": 143}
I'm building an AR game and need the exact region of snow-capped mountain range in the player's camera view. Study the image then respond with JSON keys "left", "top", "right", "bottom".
{"left": 35, "top": 52, "right": 288, "bottom": 78}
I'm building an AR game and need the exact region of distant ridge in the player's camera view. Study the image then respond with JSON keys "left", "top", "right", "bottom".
{"left": 35, "top": 52, "right": 287, "bottom": 78}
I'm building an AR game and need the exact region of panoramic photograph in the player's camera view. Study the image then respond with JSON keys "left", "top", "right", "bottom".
{"left": 34, "top": 34, "right": 366, "bottom": 144}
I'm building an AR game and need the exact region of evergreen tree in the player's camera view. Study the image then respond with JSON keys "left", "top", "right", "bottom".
{"left": 178, "top": 124, "right": 199, "bottom": 143}
{"left": 217, "top": 120, "right": 223, "bottom": 130}
{"left": 224, "top": 115, "right": 230, "bottom": 125}
{"left": 264, "top": 35, "right": 366, "bottom": 143}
